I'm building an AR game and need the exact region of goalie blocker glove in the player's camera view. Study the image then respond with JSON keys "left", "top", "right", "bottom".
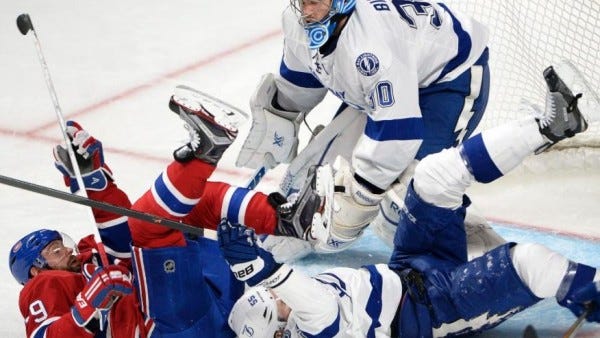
{"left": 53, "top": 121, "right": 113, "bottom": 193}
{"left": 236, "top": 73, "right": 304, "bottom": 169}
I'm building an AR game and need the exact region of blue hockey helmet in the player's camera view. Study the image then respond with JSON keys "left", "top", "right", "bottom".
{"left": 9, "top": 229, "right": 62, "bottom": 285}
{"left": 290, "top": 0, "right": 356, "bottom": 49}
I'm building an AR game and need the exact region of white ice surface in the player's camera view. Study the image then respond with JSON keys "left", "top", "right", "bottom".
{"left": 0, "top": 1, "right": 599, "bottom": 337}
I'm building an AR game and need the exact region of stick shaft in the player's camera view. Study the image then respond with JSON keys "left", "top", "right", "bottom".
{"left": 24, "top": 17, "right": 109, "bottom": 265}
{"left": 0, "top": 174, "right": 208, "bottom": 237}
{"left": 563, "top": 309, "right": 589, "bottom": 338}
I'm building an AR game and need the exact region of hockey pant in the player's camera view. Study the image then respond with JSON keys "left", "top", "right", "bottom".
{"left": 131, "top": 237, "right": 244, "bottom": 337}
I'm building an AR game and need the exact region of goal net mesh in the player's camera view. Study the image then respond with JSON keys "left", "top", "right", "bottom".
{"left": 445, "top": 0, "right": 600, "bottom": 171}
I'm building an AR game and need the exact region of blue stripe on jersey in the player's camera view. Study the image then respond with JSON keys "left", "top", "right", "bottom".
{"left": 280, "top": 58, "right": 324, "bottom": 89}
{"left": 226, "top": 188, "right": 251, "bottom": 224}
{"left": 301, "top": 310, "right": 341, "bottom": 338}
{"left": 459, "top": 134, "right": 502, "bottom": 183}
{"left": 98, "top": 222, "right": 132, "bottom": 256}
{"left": 33, "top": 324, "right": 49, "bottom": 338}
{"left": 433, "top": 4, "right": 472, "bottom": 84}
{"left": 365, "top": 116, "right": 424, "bottom": 141}
{"left": 154, "top": 173, "right": 195, "bottom": 215}
{"left": 364, "top": 265, "right": 384, "bottom": 338}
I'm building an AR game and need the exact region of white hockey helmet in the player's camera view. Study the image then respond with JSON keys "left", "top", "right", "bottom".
{"left": 228, "top": 286, "right": 285, "bottom": 337}
{"left": 289, "top": 0, "right": 357, "bottom": 49}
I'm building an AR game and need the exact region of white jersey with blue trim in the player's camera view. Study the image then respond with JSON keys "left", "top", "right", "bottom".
{"left": 276, "top": 0, "right": 488, "bottom": 189}
{"left": 273, "top": 264, "right": 402, "bottom": 337}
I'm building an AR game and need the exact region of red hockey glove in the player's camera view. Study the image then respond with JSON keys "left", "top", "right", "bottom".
{"left": 54, "top": 120, "right": 113, "bottom": 193}
{"left": 71, "top": 264, "right": 133, "bottom": 329}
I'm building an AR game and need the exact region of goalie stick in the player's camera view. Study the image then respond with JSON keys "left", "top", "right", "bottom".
{"left": 17, "top": 13, "right": 110, "bottom": 266}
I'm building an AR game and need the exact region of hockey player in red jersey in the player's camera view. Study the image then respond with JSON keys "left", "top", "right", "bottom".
{"left": 8, "top": 86, "right": 320, "bottom": 337}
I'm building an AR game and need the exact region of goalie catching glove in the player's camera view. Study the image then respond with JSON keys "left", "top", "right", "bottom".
{"left": 54, "top": 121, "right": 113, "bottom": 193}
{"left": 236, "top": 73, "right": 304, "bottom": 169}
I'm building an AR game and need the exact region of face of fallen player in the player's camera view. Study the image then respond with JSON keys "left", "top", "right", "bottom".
{"left": 294, "top": 0, "right": 333, "bottom": 24}
{"left": 271, "top": 289, "right": 292, "bottom": 337}
{"left": 30, "top": 239, "right": 81, "bottom": 277}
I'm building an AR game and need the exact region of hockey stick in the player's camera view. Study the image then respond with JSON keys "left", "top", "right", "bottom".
{"left": 0, "top": 174, "right": 207, "bottom": 237}
{"left": 17, "top": 13, "right": 111, "bottom": 265}
{"left": 563, "top": 307, "right": 592, "bottom": 338}
{"left": 522, "top": 305, "right": 592, "bottom": 338}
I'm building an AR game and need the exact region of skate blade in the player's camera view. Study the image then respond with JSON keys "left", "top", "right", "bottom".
{"left": 172, "top": 84, "right": 250, "bottom": 132}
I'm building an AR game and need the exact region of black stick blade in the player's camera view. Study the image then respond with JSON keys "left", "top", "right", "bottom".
{"left": 523, "top": 325, "right": 538, "bottom": 338}
{"left": 17, "top": 13, "right": 33, "bottom": 35}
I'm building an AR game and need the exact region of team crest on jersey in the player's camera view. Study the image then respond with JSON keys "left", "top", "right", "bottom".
{"left": 163, "top": 259, "right": 176, "bottom": 273}
{"left": 355, "top": 53, "right": 380, "bottom": 76}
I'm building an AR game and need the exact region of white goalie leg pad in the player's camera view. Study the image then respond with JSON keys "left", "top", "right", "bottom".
{"left": 236, "top": 73, "right": 303, "bottom": 169}
{"left": 310, "top": 158, "right": 382, "bottom": 253}
{"left": 279, "top": 107, "right": 364, "bottom": 196}
{"left": 464, "top": 204, "right": 506, "bottom": 261}
{"left": 371, "top": 161, "right": 418, "bottom": 248}
{"left": 413, "top": 147, "right": 474, "bottom": 209}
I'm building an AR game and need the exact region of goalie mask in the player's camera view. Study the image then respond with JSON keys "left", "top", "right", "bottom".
{"left": 290, "top": 0, "right": 356, "bottom": 49}
{"left": 9, "top": 229, "right": 76, "bottom": 285}
{"left": 228, "top": 286, "right": 286, "bottom": 337}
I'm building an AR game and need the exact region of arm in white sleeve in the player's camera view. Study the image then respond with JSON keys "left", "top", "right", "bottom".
{"left": 262, "top": 265, "right": 340, "bottom": 336}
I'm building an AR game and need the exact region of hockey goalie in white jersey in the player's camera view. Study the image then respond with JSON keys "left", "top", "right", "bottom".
{"left": 220, "top": 63, "right": 600, "bottom": 337}
{"left": 236, "top": 0, "right": 494, "bottom": 254}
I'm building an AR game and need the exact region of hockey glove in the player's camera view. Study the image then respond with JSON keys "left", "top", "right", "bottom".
{"left": 236, "top": 73, "right": 303, "bottom": 169}
{"left": 54, "top": 121, "right": 113, "bottom": 193}
{"left": 565, "top": 280, "right": 600, "bottom": 322}
{"left": 71, "top": 264, "right": 133, "bottom": 330}
{"left": 217, "top": 219, "right": 280, "bottom": 286}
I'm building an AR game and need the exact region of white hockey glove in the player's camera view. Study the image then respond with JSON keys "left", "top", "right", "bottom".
{"left": 236, "top": 73, "right": 304, "bottom": 169}
{"left": 310, "top": 157, "right": 384, "bottom": 253}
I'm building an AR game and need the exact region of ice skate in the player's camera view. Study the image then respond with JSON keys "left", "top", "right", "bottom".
{"left": 169, "top": 85, "right": 249, "bottom": 164}
{"left": 535, "top": 61, "right": 599, "bottom": 153}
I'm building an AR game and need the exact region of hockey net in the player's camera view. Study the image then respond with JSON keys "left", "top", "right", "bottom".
{"left": 445, "top": 0, "right": 600, "bottom": 172}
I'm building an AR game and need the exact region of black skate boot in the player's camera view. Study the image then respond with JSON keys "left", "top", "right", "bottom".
{"left": 169, "top": 85, "right": 248, "bottom": 164}
{"left": 535, "top": 63, "right": 592, "bottom": 153}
